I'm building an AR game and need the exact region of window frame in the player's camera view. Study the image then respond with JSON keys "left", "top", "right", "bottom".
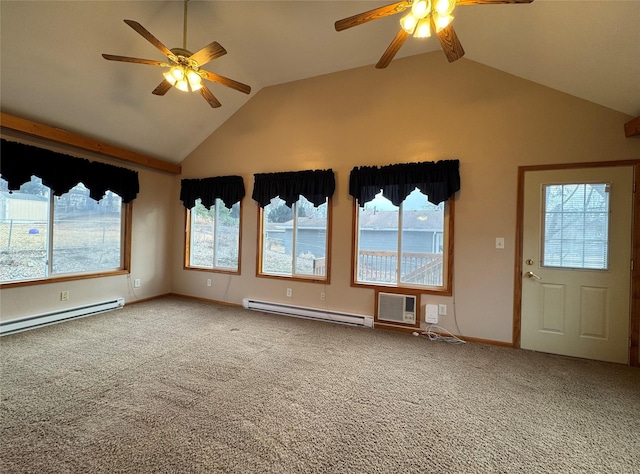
{"left": 0, "top": 194, "right": 132, "bottom": 289}
{"left": 351, "top": 195, "right": 454, "bottom": 295}
{"left": 184, "top": 198, "right": 242, "bottom": 275}
{"left": 256, "top": 196, "right": 332, "bottom": 283}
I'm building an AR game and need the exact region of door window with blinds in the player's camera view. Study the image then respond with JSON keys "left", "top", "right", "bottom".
{"left": 542, "top": 182, "right": 610, "bottom": 270}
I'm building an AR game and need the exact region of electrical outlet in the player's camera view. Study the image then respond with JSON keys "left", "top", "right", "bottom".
{"left": 320, "top": 292, "right": 325, "bottom": 301}
{"left": 438, "top": 304, "right": 447, "bottom": 316}
{"left": 207, "top": 279, "right": 212, "bottom": 287}
{"left": 60, "top": 291, "right": 69, "bottom": 301}
{"left": 286, "top": 288, "right": 292, "bottom": 297}
{"left": 134, "top": 278, "right": 141, "bottom": 288}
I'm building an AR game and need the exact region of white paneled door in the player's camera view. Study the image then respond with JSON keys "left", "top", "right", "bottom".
{"left": 521, "top": 166, "right": 633, "bottom": 363}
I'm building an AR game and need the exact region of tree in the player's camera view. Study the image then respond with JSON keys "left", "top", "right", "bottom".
{"left": 20, "top": 177, "right": 47, "bottom": 196}
{"left": 268, "top": 202, "right": 294, "bottom": 223}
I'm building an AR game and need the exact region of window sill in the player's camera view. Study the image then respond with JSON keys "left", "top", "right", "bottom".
{"left": 257, "top": 272, "right": 329, "bottom": 284}
{"left": 351, "top": 281, "right": 451, "bottom": 296}
{"left": 184, "top": 266, "right": 240, "bottom": 276}
{"left": 0, "top": 269, "right": 129, "bottom": 289}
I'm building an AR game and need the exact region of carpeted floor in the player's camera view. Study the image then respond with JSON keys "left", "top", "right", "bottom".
{"left": 1, "top": 296, "right": 639, "bottom": 473}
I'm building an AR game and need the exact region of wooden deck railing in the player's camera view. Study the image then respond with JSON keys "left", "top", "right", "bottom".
{"left": 312, "top": 257, "right": 326, "bottom": 276}
{"left": 357, "top": 250, "right": 442, "bottom": 286}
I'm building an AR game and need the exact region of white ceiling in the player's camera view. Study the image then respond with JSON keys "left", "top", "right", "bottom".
{"left": 1, "top": 1, "right": 639, "bottom": 165}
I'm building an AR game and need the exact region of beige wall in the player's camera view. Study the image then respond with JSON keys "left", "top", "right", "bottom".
{"left": 172, "top": 52, "right": 639, "bottom": 344}
{"left": 1, "top": 52, "right": 637, "bottom": 347}
{"left": 0, "top": 136, "right": 175, "bottom": 321}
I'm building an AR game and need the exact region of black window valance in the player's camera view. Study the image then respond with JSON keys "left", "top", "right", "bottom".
{"left": 349, "top": 160, "right": 460, "bottom": 207}
{"left": 252, "top": 169, "right": 335, "bottom": 208}
{"left": 180, "top": 175, "right": 245, "bottom": 210}
{"left": 0, "top": 139, "right": 139, "bottom": 203}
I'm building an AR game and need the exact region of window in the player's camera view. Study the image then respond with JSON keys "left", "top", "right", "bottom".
{"left": 349, "top": 160, "right": 459, "bottom": 294}
{"left": 354, "top": 189, "right": 452, "bottom": 291}
{"left": 185, "top": 198, "right": 241, "bottom": 272}
{"left": 180, "top": 175, "right": 245, "bottom": 274}
{"left": 0, "top": 175, "right": 127, "bottom": 284}
{"left": 542, "top": 182, "right": 610, "bottom": 270}
{"left": 259, "top": 195, "right": 329, "bottom": 279}
{"left": 253, "top": 169, "right": 335, "bottom": 282}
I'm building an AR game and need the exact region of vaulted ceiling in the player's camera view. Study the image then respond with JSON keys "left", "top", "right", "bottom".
{"left": 1, "top": 1, "right": 639, "bottom": 165}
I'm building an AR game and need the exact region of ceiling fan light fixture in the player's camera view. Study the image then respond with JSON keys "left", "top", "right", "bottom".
{"left": 400, "top": 13, "right": 418, "bottom": 34}
{"left": 103, "top": 1, "right": 251, "bottom": 107}
{"left": 434, "top": 0, "right": 456, "bottom": 16}
{"left": 163, "top": 71, "right": 177, "bottom": 85}
{"left": 411, "top": 0, "right": 431, "bottom": 19}
{"left": 434, "top": 13, "right": 454, "bottom": 32}
{"left": 175, "top": 78, "right": 190, "bottom": 92}
{"left": 414, "top": 18, "right": 432, "bottom": 38}
{"left": 171, "top": 66, "right": 185, "bottom": 80}
{"left": 187, "top": 70, "right": 202, "bottom": 91}
{"left": 335, "top": 0, "right": 534, "bottom": 69}
{"left": 164, "top": 65, "right": 187, "bottom": 85}
{"left": 164, "top": 65, "right": 202, "bottom": 92}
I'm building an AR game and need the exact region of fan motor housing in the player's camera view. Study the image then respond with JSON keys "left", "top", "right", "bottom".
{"left": 170, "top": 47, "right": 195, "bottom": 66}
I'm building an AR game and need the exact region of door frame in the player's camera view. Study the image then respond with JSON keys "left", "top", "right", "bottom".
{"left": 513, "top": 160, "right": 640, "bottom": 366}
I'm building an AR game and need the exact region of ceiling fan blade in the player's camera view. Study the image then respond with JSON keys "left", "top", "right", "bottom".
{"left": 375, "top": 29, "right": 410, "bottom": 69}
{"left": 199, "top": 85, "right": 222, "bottom": 108}
{"left": 200, "top": 71, "right": 251, "bottom": 94}
{"left": 152, "top": 80, "right": 172, "bottom": 96}
{"left": 456, "top": 0, "right": 533, "bottom": 4}
{"left": 335, "top": 1, "right": 410, "bottom": 31}
{"left": 189, "top": 41, "right": 227, "bottom": 67}
{"left": 102, "top": 54, "right": 168, "bottom": 67}
{"left": 433, "top": 19, "right": 465, "bottom": 63}
{"left": 123, "top": 19, "right": 173, "bottom": 58}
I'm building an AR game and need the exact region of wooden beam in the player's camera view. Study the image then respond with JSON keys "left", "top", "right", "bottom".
{"left": 625, "top": 115, "right": 640, "bottom": 137}
{"left": 0, "top": 112, "right": 181, "bottom": 174}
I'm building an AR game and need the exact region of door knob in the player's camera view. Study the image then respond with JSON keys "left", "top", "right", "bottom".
{"left": 524, "top": 271, "right": 542, "bottom": 280}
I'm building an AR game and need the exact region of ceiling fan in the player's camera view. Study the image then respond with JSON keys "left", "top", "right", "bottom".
{"left": 335, "top": 0, "right": 533, "bottom": 68}
{"left": 102, "top": 0, "right": 250, "bottom": 108}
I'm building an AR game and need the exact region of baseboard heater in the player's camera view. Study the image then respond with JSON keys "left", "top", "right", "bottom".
{"left": 242, "top": 298, "right": 373, "bottom": 328}
{"left": 0, "top": 298, "right": 125, "bottom": 336}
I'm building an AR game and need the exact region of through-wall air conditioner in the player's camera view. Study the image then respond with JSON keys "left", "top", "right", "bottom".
{"left": 376, "top": 291, "right": 419, "bottom": 326}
